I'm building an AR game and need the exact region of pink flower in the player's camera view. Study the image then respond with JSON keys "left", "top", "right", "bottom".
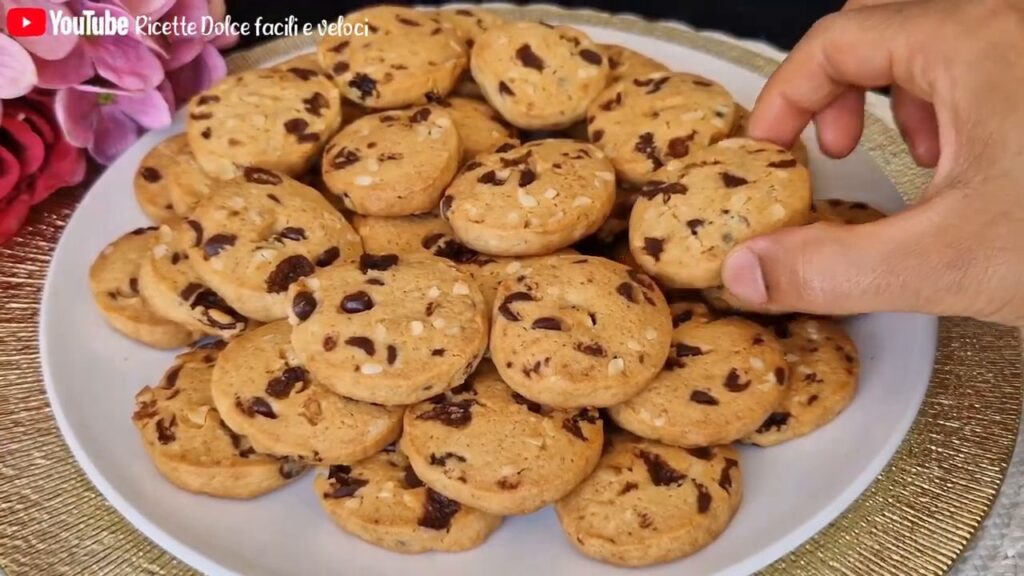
{"left": 0, "top": 92, "right": 87, "bottom": 243}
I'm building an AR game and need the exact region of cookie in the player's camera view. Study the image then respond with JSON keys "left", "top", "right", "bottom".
{"left": 810, "top": 198, "right": 885, "bottom": 225}
{"left": 139, "top": 222, "right": 252, "bottom": 339}
{"left": 442, "top": 139, "right": 616, "bottom": 256}
{"left": 730, "top": 103, "right": 809, "bottom": 166}
{"left": 133, "top": 143, "right": 177, "bottom": 224}
{"left": 629, "top": 137, "right": 812, "bottom": 288}
{"left": 351, "top": 213, "right": 454, "bottom": 256}
{"left": 664, "top": 289, "right": 716, "bottom": 327}
{"left": 555, "top": 432, "right": 743, "bottom": 567}
{"left": 489, "top": 255, "right": 672, "bottom": 408}
{"left": 437, "top": 7, "right": 506, "bottom": 51}
{"left": 132, "top": 345, "right": 307, "bottom": 498}
{"left": 135, "top": 134, "right": 219, "bottom": 219}
{"left": 187, "top": 68, "right": 342, "bottom": 179}
{"left": 435, "top": 96, "right": 518, "bottom": 163}
{"left": 587, "top": 72, "right": 737, "bottom": 184}
{"left": 211, "top": 321, "right": 404, "bottom": 463}
{"left": 745, "top": 316, "right": 859, "bottom": 446}
{"left": 400, "top": 361, "right": 603, "bottom": 515}
{"left": 317, "top": 6, "right": 467, "bottom": 109}
{"left": 183, "top": 169, "right": 363, "bottom": 322}
{"left": 601, "top": 44, "right": 670, "bottom": 84}
{"left": 607, "top": 316, "right": 788, "bottom": 447}
{"left": 315, "top": 448, "right": 502, "bottom": 553}
{"left": 272, "top": 51, "right": 326, "bottom": 76}
{"left": 321, "top": 107, "right": 460, "bottom": 217}
{"left": 471, "top": 22, "right": 610, "bottom": 130}
{"left": 90, "top": 227, "right": 199, "bottom": 349}
{"left": 288, "top": 253, "right": 489, "bottom": 405}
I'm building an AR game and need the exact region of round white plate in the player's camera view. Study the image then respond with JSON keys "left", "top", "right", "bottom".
{"left": 40, "top": 17, "right": 936, "bottom": 576}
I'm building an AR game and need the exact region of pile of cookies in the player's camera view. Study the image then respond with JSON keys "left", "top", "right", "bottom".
{"left": 90, "top": 6, "right": 879, "bottom": 567}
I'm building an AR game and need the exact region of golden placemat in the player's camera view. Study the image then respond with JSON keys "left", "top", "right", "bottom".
{"left": 0, "top": 5, "right": 1020, "bottom": 575}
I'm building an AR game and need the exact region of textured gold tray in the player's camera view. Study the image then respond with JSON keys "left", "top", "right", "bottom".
{"left": 1, "top": 5, "right": 1021, "bottom": 575}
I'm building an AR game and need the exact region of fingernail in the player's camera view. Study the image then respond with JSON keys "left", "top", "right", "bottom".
{"left": 722, "top": 248, "right": 768, "bottom": 305}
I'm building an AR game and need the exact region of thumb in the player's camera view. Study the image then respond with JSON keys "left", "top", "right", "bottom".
{"left": 721, "top": 197, "right": 966, "bottom": 316}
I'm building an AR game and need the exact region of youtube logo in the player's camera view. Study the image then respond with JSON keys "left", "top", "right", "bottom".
{"left": 6, "top": 7, "right": 46, "bottom": 37}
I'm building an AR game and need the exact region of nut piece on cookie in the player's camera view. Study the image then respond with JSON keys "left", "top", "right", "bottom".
{"left": 471, "top": 22, "right": 610, "bottom": 130}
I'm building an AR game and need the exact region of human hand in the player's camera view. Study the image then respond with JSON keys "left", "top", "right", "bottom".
{"left": 721, "top": 0, "right": 1024, "bottom": 326}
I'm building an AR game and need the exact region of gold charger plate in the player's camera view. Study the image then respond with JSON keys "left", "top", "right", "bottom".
{"left": 1, "top": 5, "right": 1020, "bottom": 575}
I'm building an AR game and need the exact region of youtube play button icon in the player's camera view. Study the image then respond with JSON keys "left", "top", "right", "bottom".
{"left": 6, "top": 7, "right": 46, "bottom": 37}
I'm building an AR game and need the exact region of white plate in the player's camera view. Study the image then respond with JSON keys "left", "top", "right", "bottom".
{"left": 40, "top": 16, "right": 937, "bottom": 576}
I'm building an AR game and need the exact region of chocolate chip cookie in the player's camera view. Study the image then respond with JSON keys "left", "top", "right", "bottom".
{"left": 315, "top": 448, "right": 502, "bottom": 553}
{"left": 187, "top": 68, "right": 342, "bottom": 179}
{"left": 730, "top": 103, "right": 809, "bottom": 166}
{"left": 810, "top": 198, "right": 886, "bottom": 225}
{"left": 745, "top": 316, "right": 859, "bottom": 446}
{"left": 438, "top": 96, "right": 518, "bottom": 164}
{"left": 288, "top": 253, "right": 489, "bottom": 405}
{"left": 400, "top": 361, "right": 603, "bottom": 515}
{"left": 601, "top": 44, "right": 670, "bottom": 84}
{"left": 489, "top": 255, "right": 672, "bottom": 408}
{"left": 351, "top": 213, "right": 455, "bottom": 257}
{"left": 321, "top": 107, "right": 460, "bottom": 217}
{"left": 183, "top": 169, "right": 363, "bottom": 322}
{"left": 471, "top": 22, "right": 610, "bottom": 130}
{"left": 555, "top": 432, "right": 743, "bottom": 567}
{"left": 587, "top": 72, "right": 737, "bottom": 184}
{"left": 211, "top": 321, "right": 404, "bottom": 463}
{"left": 317, "top": 6, "right": 467, "bottom": 109}
{"left": 608, "top": 316, "right": 787, "bottom": 447}
{"left": 135, "top": 134, "right": 219, "bottom": 220}
{"left": 90, "top": 227, "right": 199, "bottom": 349}
{"left": 442, "top": 139, "right": 616, "bottom": 256}
{"left": 629, "top": 137, "right": 812, "bottom": 288}
{"left": 132, "top": 345, "right": 307, "bottom": 498}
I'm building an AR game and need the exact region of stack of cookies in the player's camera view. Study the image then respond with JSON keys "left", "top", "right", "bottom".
{"left": 91, "top": 5, "right": 878, "bottom": 567}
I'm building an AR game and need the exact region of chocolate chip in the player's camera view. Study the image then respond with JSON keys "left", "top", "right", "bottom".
{"left": 634, "top": 132, "right": 663, "bottom": 170}
{"left": 619, "top": 481, "right": 638, "bottom": 495}
{"left": 719, "top": 457, "right": 739, "bottom": 493}
{"left": 244, "top": 167, "right": 283, "bottom": 185}
{"left": 129, "top": 277, "right": 139, "bottom": 294}
{"left": 155, "top": 415, "right": 177, "bottom": 444}
{"left": 515, "top": 43, "right": 545, "bottom": 71}
{"left": 672, "top": 311, "right": 694, "bottom": 328}
{"left": 667, "top": 134, "right": 695, "bottom": 159}
{"left": 287, "top": 67, "right": 320, "bottom": 81}
{"left": 674, "top": 342, "right": 704, "bottom": 358}
{"left": 723, "top": 368, "right": 751, "bottom": 392}
{"left": 315, "top": 246, "right": 341, "bottom": 267}
{"left": 498, "top": 81, "right": 515, "bottom": 96}
{"left": 518, "top": 168, "right": 536, "bottom": 187}
{"left": 396, "top": 14, "right": 421, "bottom": 26}
{"left": 328, "top": 40, "right": 349, "bottom": 54}
{"left": 768, "top": 158, "right": 798, "bottom": 169}
{"left": 202, "top": 233, "right": 236, "bottom": 259}
{"left": 323, "top": 335, "right": 337, "bottom": 351}
{"left": 386, "top": 345, "right": 397, "bottom": 365}
{"left": 359, "top": 253, "right": 399, "bottom": 273}
{"left": 331, "top": 61, "right": 350, "bottom": 76}
{"left": 579, "top": 48, "right": 602, "bottom": 65}
{"left": 200, "top": 127, "right": 212, "bottom": 139}
{"left": 323, "top": 466, "right": 368, "bottom": 498}
{"left": 616, "top": 282, "right": 639, "bottom": 304}
{"left": 238, "top": 396, "right": 277, "bottom": 419}
{"left": 497, "top": 291, "right": 535, "bottom": 321}
{"left": 686, "top": 219, "right": 705, "bottom": 235}
{"left": 284, "top": 117, "right": 310, "bottom": 138}
{"left": 345, "top": 336, "right": 376, "bottom": 356}
{"left": 189, "top": 111, "right": 213, "bottom": 121}
{"left": 416, "top": 398, "right": 476, "bottom": 428}
{"left": 302, "top": 92, "right": 330, "bottom": 117}
{"left": 429, "top": 452, "right": 466, "bottom": 466}
{"left": 574, "top": 342, "right": 606, "bottom": 357}
{"left": 721, "top": 172, "right": 749, "bottom": 188}
{"left": 330, "top": 147, "right": 360, "bottom": 169}
{"left": 636, "top": 449, "right": 686, "bottom": 486}
{"left": 428, "top": 237, "right": 495, "bottom": 266}
{"left": 430, "top": 348, "right": 446, "bottom": 357}
{"left": 774, "top": 367, "right": 787, "bottom": 386}
{"left": 695, "top": 481, "right": 712, "bottom": 513}
{"left": 591, "top": 128, "right": 604, "bottom": 142}
{"left": 686, "top": 447, "right": 714, "bottom": 460}
{"left": 139, "top": 166, "right": 162, "bottom": 183}
{"left": 477, "top": 170, "right": 499, "bottom": 185}
{"left": 757, "top": 411, "right": 791, "bottom": 433}
{"left": 531, "top": 317, "right": 563, "bottom": 331}
{"left": 403, "top": 465, "right": 424, "bottom": 489}
{"left": 511, "top": 392, "right": 545, "bottom": 415}
{"left": 643, "top": 237, "right": 664, "bottom": 261}
{"left": 562, "top": 409, "right": 599, "bottom": 441}
{"left": 186, "top": 220, "right": 204, "bottom": 247}
{"left": 638, "top": 180, "right": 687, "bottom": 200}
{"left": 462, "top": 160, "right": 483, "bottom": 173}
{"left": 265, "top": 255, "right": 315, "bottom": 293}
{"left": 410, "top": 107, "right": 432, "bottom": 123}
{"left": 419, "top": 489, "right": 461, "bottom": 530}
{"left": 340, "top": 291, "right": 374, "bottom": 314}
{"left": 197, "top": 94, "right": 220, "bottom": 105}
{"left": 495, "top": 142, "right": 516, "bottom": 153}
{"left": 266, "top": 366, "right": 310, "bottom": 399}
{"left": 598, "top": 92, "right": 622, "bottom": 112}
{"left": 348, "top": 73, "right": 379, "bottom": 101}
{"left": 690, "top": 390, "right": 719, "bottom": 405}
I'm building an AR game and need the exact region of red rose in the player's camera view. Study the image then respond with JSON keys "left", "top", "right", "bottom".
{"left": 0, "top": 91, "right": 87, "bottom": 244}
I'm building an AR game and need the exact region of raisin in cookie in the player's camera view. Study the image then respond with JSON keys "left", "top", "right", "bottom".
{"left": 745, "top": 316, "right": 859, "bottom": 446}
{"left": 315, "top": 449, "right": 502, "bottom": 553}
{"left": 601, "top": 44, "right": 670, "bottom": 84}
{"left": 555, "top": 432, "right": 742, "bottom": 567}
{"left": 183, "top": 168, "right": 363, "bottom": 322}
{"left": 437, "top": 7, "right": 506, "bottom": 51}
{"left": 211, "top": 321, "right": 403, "bottom": 463}
{"left": 438, "top": 96, "right": 518, "bottom": 164}
{"left": 135, "top": 134, "right": 219, "bottom": 219}
{"left": 288, "top": 253, "right": 489, "bottom": 405}
{"left": 588, "top": 72, "right": 737, "bottom": 184}
{"left": 187, "top": 68, "right": 342, "bottom": 179}
{"left": 730, "top": 103, "right": 809, "bottom": 166}
{"left": 317, "top": 6, "right": 467, "bottom": 109}
{"left": 608, "top": 316, "right": 787, "bottom": 447}
{"left": 489, "top": 255, "right": 672, "bottom": 408}
{"left": 139, "top": 222, "right": 251, "bottom": 339}
{"left": 400, "top": 361, "right": 603, "bottom": 515}
{"left": 132, "top": 345, "right": 307, "bottom": 498}
{"left": 442, "top": 139, "right": 616, "bottom": 256}
{"left": 351, "top": 213, "right": 455, "bottom": 256}
{"left": 322, "top": 107, "right": 460, "bottom": 217}
{"left": 90, "top": 227, "right": 199, "bottom": 349}
{"left": 629, "top": 138, "right": 812, "bottom": 289}
{"left": 471, "top": 22, "right": 610, "bottom": 130}
{"left": 810, "top": 198, "right": 886, "bottom": 225}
